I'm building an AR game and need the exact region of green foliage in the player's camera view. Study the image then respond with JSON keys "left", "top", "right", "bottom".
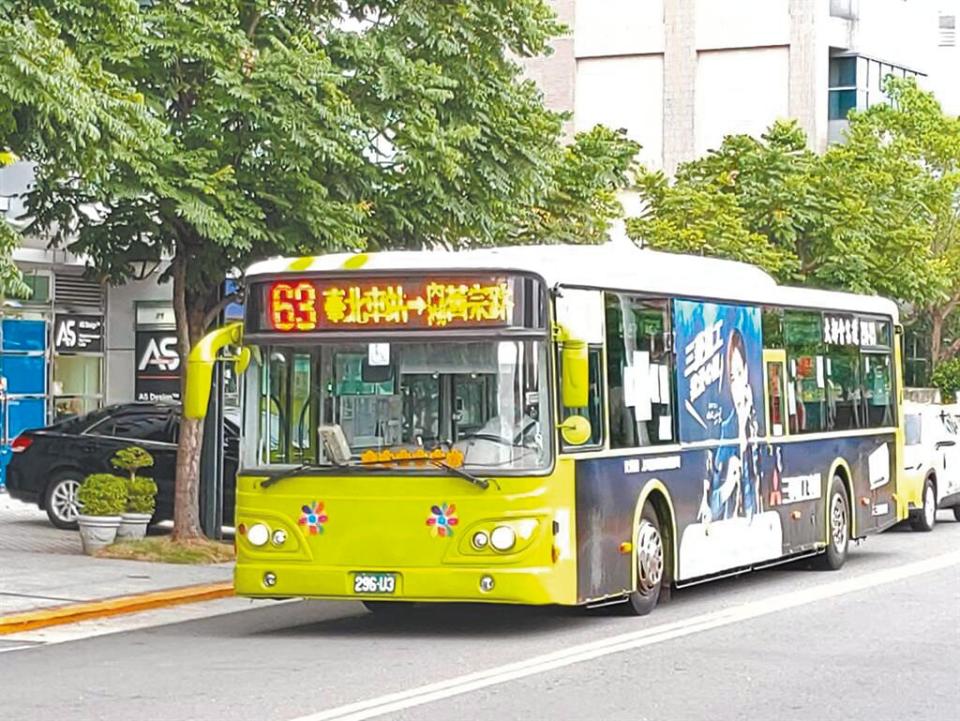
{"left": 11, "top": 1, "right": 636, "bottom": 536}
{"left": 77, "top": 473, "right": 127, "bottom": 517}
{"left": 125, "top": 476, "right": 158, "bottom": 515}
{"left": 0, "top": 3, "right": 162, "bottom": 298}
{"left": 932, "top": 360, "right": 960, "bottom": 403}
{"left": 111, "top": 446, "right": 154, "bottom": 482}
{"left": 628, "top": 79, "right": 960, "bottom": 367}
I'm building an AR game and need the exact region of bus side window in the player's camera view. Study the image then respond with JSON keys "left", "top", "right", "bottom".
{"left": 605, "top": 293, "right": 674, "bottom": 448}
{"left": 559, "top": 346, "right": 604, "bottom": 450}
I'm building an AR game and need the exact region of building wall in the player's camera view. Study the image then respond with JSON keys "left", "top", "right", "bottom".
{"left": 526, "top": 0, "right": 947, "bottom": 172}
{"left": 104, "top": 271, "right": 173, "bottom": 405}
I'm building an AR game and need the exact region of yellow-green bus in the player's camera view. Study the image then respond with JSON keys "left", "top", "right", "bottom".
{"left": 188, "top": 244, "right": 906, "bottom": 615}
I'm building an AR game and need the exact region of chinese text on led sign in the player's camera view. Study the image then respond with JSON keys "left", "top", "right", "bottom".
{"left": 269, "top": 279, "right": 514, "bottom": 331}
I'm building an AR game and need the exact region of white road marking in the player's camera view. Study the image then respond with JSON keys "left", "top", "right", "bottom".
{"left": 292, "top": 550, "right": 960, "bottom": 721}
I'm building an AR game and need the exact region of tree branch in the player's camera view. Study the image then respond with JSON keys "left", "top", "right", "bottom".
{"left": 202, "top": 290, "right": 242, "bottom": 331}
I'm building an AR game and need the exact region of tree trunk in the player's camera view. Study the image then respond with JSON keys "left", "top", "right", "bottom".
{"left": 931, "top": 309, "right": 944, "bottom": 367}
{"left": 171, "top": 249, "right": 208, "bottom": 541}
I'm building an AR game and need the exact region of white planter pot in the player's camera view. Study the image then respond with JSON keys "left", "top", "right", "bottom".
{"left": 77, "top": 515, "right": 122, "bottom": 554}
{"left": 117, "top": 512, "right": 153, "bottom": 541}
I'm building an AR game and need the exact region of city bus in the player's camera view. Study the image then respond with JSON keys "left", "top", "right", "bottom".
{"left": 187, "top": 244, "right": 906, "bottom": 615}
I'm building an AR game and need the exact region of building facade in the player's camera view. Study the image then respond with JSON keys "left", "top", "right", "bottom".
{"left": 528, "top": 0, "right": 953, "bottom": 175}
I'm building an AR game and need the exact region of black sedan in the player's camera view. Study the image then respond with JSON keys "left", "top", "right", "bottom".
{"left": 4, "top": 402, "right": 237, "bottom": 529}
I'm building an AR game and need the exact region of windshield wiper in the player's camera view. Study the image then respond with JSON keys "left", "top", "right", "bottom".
{"left": 260, "top": 457, "right": 491, "bottom": 490}
{"left": 425, "top": 458, "right": 490, "bottom": 490}
{"left": 261, "top": 461, "right": 344, "bottom": 488}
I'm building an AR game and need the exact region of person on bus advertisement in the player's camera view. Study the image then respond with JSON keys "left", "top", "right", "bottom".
{"left": 723, "top": 328, "right": 762, "bottom": 519}
{"left": 676, "top": 302, "right": 764, "bottom": 526}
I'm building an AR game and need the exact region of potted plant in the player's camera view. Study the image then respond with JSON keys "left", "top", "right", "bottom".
{"left": 76, "top": 474, "right": 127, "bottom": 554}
{"left": 112, "top": 446, "right": 157, "bottom": 541}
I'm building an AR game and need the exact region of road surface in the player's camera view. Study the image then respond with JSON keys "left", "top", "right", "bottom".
{"left": 3, "top": 514, "right": 959, "bottom": 721}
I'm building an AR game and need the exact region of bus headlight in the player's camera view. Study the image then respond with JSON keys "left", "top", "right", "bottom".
{"left": 247, "top": 523, "right": 269, "bottom": 547}
{"left": 271, "top": 529, "right": 287, "bottom": 546}
{"left": 490, "top": 525, "right": 516, "bottom": 551}
{"left": 472, "top": 531, "right": 489, "bottom": 549}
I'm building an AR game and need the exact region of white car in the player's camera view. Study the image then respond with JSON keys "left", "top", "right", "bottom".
{"left": 903, "top": 401, "right": 960, "bottom": 531}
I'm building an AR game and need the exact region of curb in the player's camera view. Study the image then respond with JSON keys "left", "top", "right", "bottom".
{"left": 0, "top": 582, "right": 234, "bottom": 635}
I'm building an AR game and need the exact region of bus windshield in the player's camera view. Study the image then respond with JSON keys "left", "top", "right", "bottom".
{"left": 243, "top": 339, "right": 551, "bottom": 472}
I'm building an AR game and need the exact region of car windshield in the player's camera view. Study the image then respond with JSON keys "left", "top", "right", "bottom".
{"left": 243, "top": 339, "right": 550, "bottom": 472}
{"left": 904, "top": 413, "right": 922, "bottom": 446}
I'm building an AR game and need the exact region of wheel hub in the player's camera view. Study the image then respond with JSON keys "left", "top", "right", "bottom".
{"left": 830, "top": 493, "right": 847, "bottom": 551}
{"left": 52, "top": 480, "right": 81, "bottom": 523}
{"left": 636, "top": 520, "right": 664, "bottom": 595}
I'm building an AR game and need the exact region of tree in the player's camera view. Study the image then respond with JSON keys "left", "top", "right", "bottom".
{"left": 19, "top": 1, "right": 636, "bottom": 539}
{"left": 839, "top": 78, "right": 960, "bottom": 364}
{"left": 627, "top": 80, "right": 957, "bottom": 369}
{"left": 0, "top": 3, "right": 160, "bottom": 297}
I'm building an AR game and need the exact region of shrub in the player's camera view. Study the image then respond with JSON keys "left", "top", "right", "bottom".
{"left": 126, "top": 476, "right": 158, "bottom": 515}
{"left": 111, "top": 446, "right": 155, "bottom": 483}
{"left": 932, "top": 359, "right": 960, "bottom": 403}
{"left": 77, "top": 474, "right": 127, "bottom": 517}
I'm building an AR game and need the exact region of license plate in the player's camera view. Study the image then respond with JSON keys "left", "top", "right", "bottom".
{"left": 353, "top": 572, "right": 397, "bottom": 594}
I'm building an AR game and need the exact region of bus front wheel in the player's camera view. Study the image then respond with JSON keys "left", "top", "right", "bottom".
{"left": 817, "top": 475, "right": 850, "bottom": 571}
{"left": 626, "top": 503, "right": 668, "bottom": 616}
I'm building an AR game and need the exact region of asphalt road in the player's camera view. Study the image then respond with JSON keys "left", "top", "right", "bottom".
{"left": 3, "top": 514, "right": 959, "bottom": 721}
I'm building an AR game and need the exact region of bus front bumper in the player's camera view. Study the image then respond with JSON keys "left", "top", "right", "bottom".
{"left": 234, "top": 562, "right": 569, "bottom": 605}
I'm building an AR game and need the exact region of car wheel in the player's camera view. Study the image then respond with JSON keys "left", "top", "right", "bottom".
{"left": 953, "top": 506, "right": 960, "bottom": 523}
{"left": 816, "top": 475, "right": 849, "bottom": 571}
{"left": 910, "top": 477, "right": 937, "bottom": 533}
{"left": 44, "top": 473, "right": 83, "bottom": 530}
{"left": 625, "top": 502, "right": 668, "bottom": 616}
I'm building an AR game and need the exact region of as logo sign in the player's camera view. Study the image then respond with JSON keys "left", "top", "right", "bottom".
{"left": 55, "top": 320, "right": 78, "bottom": 349}
{"left": 138, "top": 336, "right": 179, "bottom": 372}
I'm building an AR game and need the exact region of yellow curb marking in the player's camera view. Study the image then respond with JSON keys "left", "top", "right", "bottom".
{"left": 0, "top": 582, "right": 234, "bottom": 635}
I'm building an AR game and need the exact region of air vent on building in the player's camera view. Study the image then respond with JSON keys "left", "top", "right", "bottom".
{"left": 940, "top": 14, "right": 956, "bottom": 47}
{"left": 54, "top": 272, "right": 105, "bottom": 309}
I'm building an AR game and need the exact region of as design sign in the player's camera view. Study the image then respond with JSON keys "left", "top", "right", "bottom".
{"left": 54, "top": 314, "right": 103, "bottom": 353}
{"left": 135, "top": 330, "right": 181, "bottom": 402}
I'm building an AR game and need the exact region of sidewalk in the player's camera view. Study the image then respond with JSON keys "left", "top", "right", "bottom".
{"left": 0, "top": 493, "right": 233, "bottom": 629}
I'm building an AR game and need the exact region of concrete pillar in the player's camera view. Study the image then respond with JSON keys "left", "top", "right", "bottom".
{"left": 789, "top": 0, "right": 829, "bottom": 151}
{"left": 663, "top": 0, "right": 697, "bottom": 175}
{"left": 523, "top": 0, "right": 577, "bottom": 140}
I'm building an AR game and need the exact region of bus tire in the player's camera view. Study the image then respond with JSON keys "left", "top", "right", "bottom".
{"left": 626, "top": 502, "right": 667, "bottom": 616}
{"left": 910, "top": 477, "right": 937, "bottom": 533}
{"left": 816, "top": 475, "right": 850, "bottom": 571}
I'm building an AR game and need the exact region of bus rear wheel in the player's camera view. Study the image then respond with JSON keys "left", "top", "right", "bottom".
{"left": 626, "top": 503, "right": 667, "bottom": 616}
{"left": 816, "top": 475, "right": 849, "bottom": 571}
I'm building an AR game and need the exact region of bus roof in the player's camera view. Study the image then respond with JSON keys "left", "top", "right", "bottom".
{"left": 245, "top": 244, "right": 899, "bottom": 321}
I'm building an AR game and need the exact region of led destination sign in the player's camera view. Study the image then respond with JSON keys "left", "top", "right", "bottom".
{"left": 249, "top": 274, "right": 543, "bottom": 334}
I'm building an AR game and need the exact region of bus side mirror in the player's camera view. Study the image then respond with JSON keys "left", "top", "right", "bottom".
{"left": 561, "top": 340, "right": 589, "bottom": 409}
{"left": 559, "top": 415, "right": 592, "bottom": 446}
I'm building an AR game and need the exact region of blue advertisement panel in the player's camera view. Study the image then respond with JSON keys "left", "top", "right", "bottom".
{"left": 674, "top": 300, "right": 769, "bottom": 534}
{"left": 674, "top": 300, "right": 765, "bottom": 444}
